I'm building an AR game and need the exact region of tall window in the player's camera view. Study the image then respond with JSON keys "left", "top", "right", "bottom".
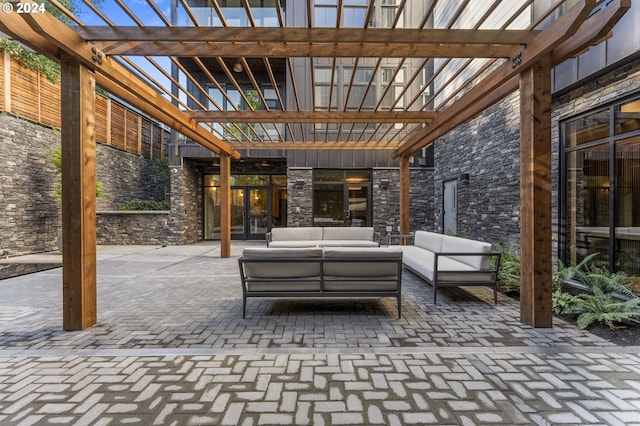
{"left": 344, "top": 67, "right": 375, "bottom": 110}
{"left": 381, "top": 0, "right": 403, "bottom": 28}
{"left": 314, "top": 0, "right": 368, "bottom": 27}
{"left": 314, "top": 0, "right": 337, "bottom": 27}
{"left": 562, "top": 95, "right": 640, "bottom": 281}
{"left": 314, "top": 67, "right": 338, "bottom": 110}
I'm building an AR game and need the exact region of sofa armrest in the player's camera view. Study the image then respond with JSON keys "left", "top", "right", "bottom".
{"left": 433, "top": 251, "right": 502, "bottom": 271}
{"left": 266, "top": 231, "right": 272, "bottom": 246}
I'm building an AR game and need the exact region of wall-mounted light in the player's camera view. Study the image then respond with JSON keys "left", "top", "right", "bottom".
{"left": 233, "top": 60, "right": 243, "bottom": 73}
{"left": 417, "top": 157, "right": 428, "bottom": 167}
{"left": 294, "top": 179, "right": 305, "bottom": 189}
{"left": 379, "top": 179, "right": 390, "bottom": 190}
{"left": 459, "top": 173, "right": 470, "bottom": 184}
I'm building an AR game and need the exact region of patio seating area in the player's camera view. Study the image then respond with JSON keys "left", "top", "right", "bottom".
{"left": 1, "top": 242, "right": 639, "bottom": 425}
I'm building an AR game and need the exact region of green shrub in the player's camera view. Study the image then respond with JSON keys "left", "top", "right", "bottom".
{"left": 494, "top": 242, "right": 521, "bottom": 295}
{"left": 119, "top": 200, "right": 170, "bottom": 211}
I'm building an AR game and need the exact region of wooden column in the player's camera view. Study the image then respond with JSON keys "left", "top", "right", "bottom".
{"left": 60, "top": 53, "right": 97, "bottom": 331}
{"left": 219, "top": 154, "right": 231, "bottom": 258}
{"left": 399, "top": 154, "right": 411, "bottom": 239}
{"left": 519, "top": 55, "right": 553, "bottom": 328}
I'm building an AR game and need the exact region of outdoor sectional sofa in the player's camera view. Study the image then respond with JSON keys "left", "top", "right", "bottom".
{"left": 238, "top": 247, "right": 403, "bottom": 318}
{"left": 397, "top": 231, "right": 502, "bottom": 304}
{"left": 266, "top": 226, "right": 380, "bottom": 248}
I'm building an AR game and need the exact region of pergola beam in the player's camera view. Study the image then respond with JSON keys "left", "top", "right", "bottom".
{"left": 96, "top": 41, "right": 518, "bottom": 59}
{"left": 188, "top": 110, "right": 437, "bottom": 123}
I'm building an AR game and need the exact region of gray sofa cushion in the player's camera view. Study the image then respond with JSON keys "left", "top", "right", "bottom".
{"left": 322, "top": 247, "right": 402, "bottom": 277}
{"left": 270, "top": 227, "right": 323, "bottom": 241}
{"left": 241, "top": 248, "right": 322, "bottom": 278}
{"left": 322, "top": 227, "right": 375, "bottom": 241}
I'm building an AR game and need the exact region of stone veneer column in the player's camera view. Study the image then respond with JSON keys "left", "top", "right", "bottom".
{"left": 168, "top": 160, "right": 202, "bottom": 244}
{"left": 287, "top": 168, "right": 313, "bottom": 227}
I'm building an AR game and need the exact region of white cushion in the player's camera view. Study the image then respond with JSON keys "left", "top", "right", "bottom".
{"left": 318, "top": 240, "right": 379, "bottom": 247}
{"left": 270, "top": 227, "right": 323, "bottom": 241}
{"left": 441, "top": 235, "right": 492, "bottom": 269}
{"left": 400, "top": 245, "right": 435, "bottom": 281}
{"left": 414, "top": 231, "right": 443, "bottom": 252}
{"left": 322, "top": 227, "right": 375, "bottom": 241}
{"left": 268, "top": 240, "right": 325, "bottom": 248}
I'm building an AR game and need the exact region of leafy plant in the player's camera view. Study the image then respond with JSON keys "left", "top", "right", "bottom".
{"left": 575, "top": 291, "right": 640, "bottom": 330}
{"left": 552, "top": 289, "right": 581, "bottom": 315}
{"left": 50, "top": 144, "right": 104, "bottom": 201}
{"left": 0, "top": 37, "right": 60, "bottom": 84}
{"left": 494, "top": 242, "right": 521, "bottom": 295}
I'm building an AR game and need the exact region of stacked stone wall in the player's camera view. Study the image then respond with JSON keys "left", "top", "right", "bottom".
{"left": 433, "top": 92, "right": 521, "bottom": 246}
{"left": 97, "top": 211, "right": 171, "bottom": 245}
{"left": 96, "top": 146, "right": 168, "bottom": 211}
{"left": 0, "top": 113, "right": 59, "bottom": 255}
{"left": 0, "top": 113, "right": 171, "bottom": 256}
{"left": 168, "top": 161, "right": 202, "bottom": 244}
{"left": 286, "top": 168, "right": 313, "bottom": 227}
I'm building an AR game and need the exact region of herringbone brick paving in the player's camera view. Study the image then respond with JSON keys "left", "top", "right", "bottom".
{"left": 1, "top": 243, "right": 639, "bottom": 425}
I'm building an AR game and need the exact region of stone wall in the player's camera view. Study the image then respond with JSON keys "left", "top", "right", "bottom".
{"left": 97, "top": 146, "right": 168, "bottom": 210}
{"left": 97, "top": 211, "right": 171, "bottom": 245}
{"left": 286, "top": 168, "right": 313, "bottom": 227}
{"left": 372, "top": 167, "right": 434, "bottom": 237}
{"left": 0, "top": 113, "right": 171, "bottom": 256}
{"left": 433, "top": 92, "right": 521, "bottom": 246}
{"left": 0, "top": 113, "right": 59, "bottom": 255}
{"left": 168, "top": 161, "right": 202, "bottom": 244}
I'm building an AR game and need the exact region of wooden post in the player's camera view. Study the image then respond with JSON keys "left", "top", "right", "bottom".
{"left": 60, "top": 53, "right": 97, "bottom": 331}
{"left": 220, "top": 155, "right": 231, "bottom": 258}
{"left": 399, "top": 154, "right": 411, "bottom": 240}
{"left": 519, "top": 55, "right": 553, "bottom": 328}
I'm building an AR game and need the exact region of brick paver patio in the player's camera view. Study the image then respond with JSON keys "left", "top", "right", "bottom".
{"left": 1, "top": 243, "right": 639, "bottom": 425}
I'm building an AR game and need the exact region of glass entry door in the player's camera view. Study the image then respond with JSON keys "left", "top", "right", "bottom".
{"left": 231, "top": 187, "right": 270, "bottom": 240}
{"left": 204, "top": 174, "right": 287, "bottom": 241}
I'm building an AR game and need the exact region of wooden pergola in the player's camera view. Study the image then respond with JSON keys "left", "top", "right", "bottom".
{"left": 0, "top": 0, "right": 629, "bottom": 330}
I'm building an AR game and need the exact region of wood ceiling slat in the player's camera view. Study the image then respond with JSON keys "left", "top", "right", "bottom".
{"left": 263, "top": 58, "right": 295, "bottom": 143}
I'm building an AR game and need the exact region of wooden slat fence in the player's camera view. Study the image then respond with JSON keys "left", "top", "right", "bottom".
{"left": 1, "top": 49, "right": 168, "bottom": 160}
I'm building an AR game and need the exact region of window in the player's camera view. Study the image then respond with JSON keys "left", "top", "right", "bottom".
{"left": 344, "top": 67, "right": 374, "bottom": 110}
{"left": 343, "top": 0, "right": 368, "bottom": 27}
{"left": 314, "top": 68, "right": 338, "bottom": 110}
{"left": 314, "top": 0, "right": 337, "bottom": 27}
{"left": 381, "top": 67, "right": 404, "bottom": 110}
{"left": 314, "top": 0, "right": 367, "bottom": 27}
{"left": 381, "top": 0, "right": 404, "bottom": 28}
{"left": 562, "top": 95, "right": 640, "bottom": 281}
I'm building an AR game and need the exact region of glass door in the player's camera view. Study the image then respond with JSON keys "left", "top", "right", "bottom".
{"left": 231, "top": 188, "right": 246, "bottom": 240}
{"left": 248, "top": 188, "right": 269, "bottom": 239}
